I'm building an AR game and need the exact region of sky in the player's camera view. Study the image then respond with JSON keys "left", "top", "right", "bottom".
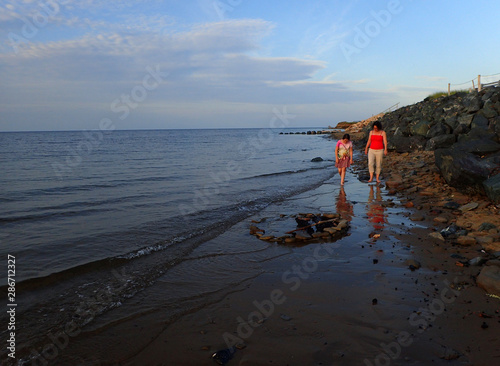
{"left": 1, "top": 0, "right": 500, "bottom": 131}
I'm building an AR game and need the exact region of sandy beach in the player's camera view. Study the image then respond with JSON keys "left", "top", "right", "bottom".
{"left": 47, "top": 143, "right": 500, "bottom": 366}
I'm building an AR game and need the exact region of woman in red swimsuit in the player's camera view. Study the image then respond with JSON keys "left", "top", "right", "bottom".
{"left": 364, "top": 121, "right": 388, "bottom": 183}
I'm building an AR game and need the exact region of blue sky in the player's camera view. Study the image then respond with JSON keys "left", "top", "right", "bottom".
{"left": 1, "top": 0, "right": 500, "bottom": 131}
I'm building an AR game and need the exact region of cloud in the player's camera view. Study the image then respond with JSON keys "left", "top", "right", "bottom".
{"left": 0, "top": 15, "right": 390, "bottom": 130}
{"left": 415, "top": 75, "right": 447, "bottom": 83}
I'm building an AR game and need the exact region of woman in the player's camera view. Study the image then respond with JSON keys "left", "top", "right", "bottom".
{"left": 335, "top": 133, "right": 353, "bottom": 186}
{"left": 364, "top": 121, "right": 388, "bottom": 183}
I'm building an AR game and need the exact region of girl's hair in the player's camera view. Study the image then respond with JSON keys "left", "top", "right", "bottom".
{"left": 373, "top": 121, "right": 383, "bottom": 130}
{"left": 342, "top": 133, "right": 350, "bottom": 140}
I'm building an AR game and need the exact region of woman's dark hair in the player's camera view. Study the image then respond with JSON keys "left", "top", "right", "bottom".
{"left": 342, "top": 133, "right": 350, "bottom": 140}
{"left": 373, "top": 121, "right": 383, "bottom": 130}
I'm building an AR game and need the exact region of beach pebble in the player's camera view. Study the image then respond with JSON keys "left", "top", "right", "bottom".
{"left": 410, "top": 214, "right": 425, "bottom": 221}
{"left": 479, "top": 222, "right": 497, "bottom": 231}
{"left": 280, "top": 314, "right": 292, "bottom": 321}
{"left": 477, "top": 264, "right": 500, "bottom": 297}
{"left": 405, "top": 259, "right": 421, "bottom": 270}
{"left": 469, "top": 257, "right": 487, "bottom": 266}
{"left": 456, "top": 236, "right": 476, "bottom": 246}
{"left": 439, "top": 347, "right": 461, "bottom": 360}
{"left": 429, "top": 232, "right": 445, "bottom": 241}
{"left": 295, "top": 232, "right": 312, "bottom": 240}
{"left": 433, "top": 216, "right": 448, "bottom": 223}
{"left": 443, "top": 201, "right": 460, "bottom": 210}
{"left": 459, "top": 202, "right": 479, "bottom": 212}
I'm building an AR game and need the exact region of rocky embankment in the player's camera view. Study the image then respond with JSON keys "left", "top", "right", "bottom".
{"left": 338, "top": 88, "right": 500, "bottom": 298}
{"left": 346, "top": 88, "right": 500, "bottom": 203}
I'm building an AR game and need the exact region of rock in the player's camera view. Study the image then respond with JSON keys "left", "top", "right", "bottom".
{"left": 410, "top": 214, "right": 425, "bottom": 221}
{"left": 477, "top": 264, "right": 500, "bottom": 296}
{"left": 427, "top": 122, "right": 451, "bottom": 138}
{"left": 433, "top": 216, "right": 448, "bottom": 223}
{"left": 425, "top": 134, "right": 456, "bottom": 150}
{"left": 471, "top": 114, "right": 489, "bottom": 129}
{"left": 411, "top": 120, "right": 432, "bottom": 136}
{"left": 469, "top": 257, "right": 487, "bottom": 266}
{"left": 434, "top": 148, "right": 493, "bottom": 196}
{"left": 482, "top": 242, "right": 500, "bottom": 252}
{"left": 337, "top": 219, "right": 349, "bottom": 229}
{"left": 324, "top": 227, "right": 340, "bottom": 234}
{"left": 439, "top": 346, "right": 462, "bottom": 361}
{"left": 483, "top": 174, "right": 500, "bottom": 203}
{"left": 429, "top": 232, "right": 445, "bottom": 241}
{"left": 405, "top": 259, "right": 421, "bottom": 269}
{"left": 386, "top": 178, "right": 403, "bottom": 189}
{"left": 476, "top": 236, "right": 494, "bottom": 245}
{"left": 311, "top": 157, "right": 324, "bottom": 162}
{"left": 479, "top": 222, "right": 497, "bottom": 231}
{"left": 459, "top": 202, "right": 479, "bottom": 212}
{"left": 456, "top": 236, "right": 476, "bottom": 246}
{"left": 443, "top": 201, "right": 460, "bottom": 210}
{"left": 295, "top": 232, "right": 312, "bottom": 240}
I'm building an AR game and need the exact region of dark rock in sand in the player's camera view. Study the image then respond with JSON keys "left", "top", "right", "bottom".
{"left": 311, "top": 157, "right": 324, "bottom": 162}
{"left": 405, "top": 259, "right": 421, "bottom": 270}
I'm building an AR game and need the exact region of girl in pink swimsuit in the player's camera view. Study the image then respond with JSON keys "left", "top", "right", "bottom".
{"left": 335, "top": 133, "right": 353, "bottom": 185}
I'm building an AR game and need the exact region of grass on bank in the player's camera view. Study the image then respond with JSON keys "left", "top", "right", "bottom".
{"left": 427, "top": 89, "right": 469, "bottom": 99}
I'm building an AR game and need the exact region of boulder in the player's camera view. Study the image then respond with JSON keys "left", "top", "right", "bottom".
{"left": 434, "top": 148, "right": 492, "bottom": 195}
{"left": 410, "top": 120, "right": 432, "bottom": 137}
{"left": 427, "top": 122, "right": 451, "bottom": 138}
{"left": 389, "top": 135, "right": 426, "bottom": 153}
{"left": 471, "top": 114, "right": 489, "bottom": 130}
{"left": 425, "top": 134, "right": 456, "bottom": 150}
{"left": 483, "top": 174, "right": 500, "bottom": 203}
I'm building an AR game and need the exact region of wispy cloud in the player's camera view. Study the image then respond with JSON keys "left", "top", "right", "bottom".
{"left": 415, "top": 75, "right": 447, "bottom": 83}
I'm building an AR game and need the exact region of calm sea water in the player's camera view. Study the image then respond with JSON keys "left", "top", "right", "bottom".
{"left": 0, "top": 129, "right": 334, "bottom": 284}
{"left": 0, "top": 128, "right": 339, "bottom": 363}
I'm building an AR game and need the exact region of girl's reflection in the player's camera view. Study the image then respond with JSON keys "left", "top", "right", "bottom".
{"left": 336, "top": 186, "right": 353, "bottom": 222}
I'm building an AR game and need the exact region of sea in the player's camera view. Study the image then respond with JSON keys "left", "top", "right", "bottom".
{"left": 0, "top": 128, "right": 338, "bottom": 363}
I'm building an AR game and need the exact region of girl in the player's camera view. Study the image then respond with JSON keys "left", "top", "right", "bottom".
{"left": 335, "top": 133, "right": 353, "bottom": 185}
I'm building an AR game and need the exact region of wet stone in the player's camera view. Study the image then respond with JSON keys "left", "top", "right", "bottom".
{"left": 459, "top": 202, "right": 479, "bottom": 213}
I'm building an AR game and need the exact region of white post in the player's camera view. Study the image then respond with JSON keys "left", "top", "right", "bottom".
{"left": 448, "top": 83, "right": 450, "bottom": 96}
{"left": 472, "top": 79, "right": 475, "bottom": 90}
{"left": 478, "top": 75, "right": 481, "bottom": 92}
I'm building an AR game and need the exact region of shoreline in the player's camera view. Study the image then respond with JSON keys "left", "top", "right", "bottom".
{"left": 20, "top": 140, "right": 500, "bottom": 366}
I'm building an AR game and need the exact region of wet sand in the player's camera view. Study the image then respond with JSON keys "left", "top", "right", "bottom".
{"left": 52, "top": 151, "right": 500, "bottom": 366}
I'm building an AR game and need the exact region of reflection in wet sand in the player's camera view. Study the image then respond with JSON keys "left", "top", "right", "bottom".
{"left": 367, "top": 184, "right": 386, "bottom": 231}
{"left": 336, "top": 186, "right": 353, "bottom": 222}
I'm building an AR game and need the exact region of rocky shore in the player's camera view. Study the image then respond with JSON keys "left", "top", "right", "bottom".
{"left": 344, "top": 87, "right": 500, "bottom": 202}
{"left": 351, "top": 150, "right": 500, "bottom": 297}
{"left": 333, "top": 87, "right": 500, "bottom": 301}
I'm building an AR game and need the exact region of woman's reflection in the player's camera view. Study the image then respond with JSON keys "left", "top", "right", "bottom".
{"left": 367, "top": 184, "right": 386, "bottom": 230}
